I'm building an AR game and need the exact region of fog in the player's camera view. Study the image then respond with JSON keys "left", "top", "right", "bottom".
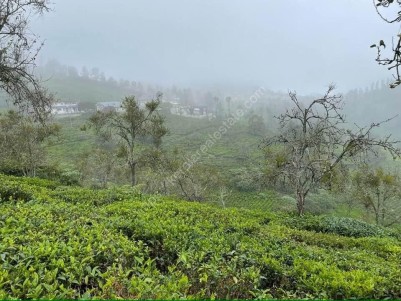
{"left": 32, "top": 0, "right": 397, "bottom": 93}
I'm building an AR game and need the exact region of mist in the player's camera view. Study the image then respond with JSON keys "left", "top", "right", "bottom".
{"left": 31, "top": 0, "right": 397, "bottom": 94}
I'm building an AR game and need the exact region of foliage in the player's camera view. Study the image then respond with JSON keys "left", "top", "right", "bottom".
{"left": 138, "top": 147, "right": 226, "bottom": 201}
{"left": 88, "top": 95, "right": 168, "bottom": 186}
{"left": 352, "top": 166, "right": 401, "bottom": 226}
{"left": 1, "top": 174, "right": 401, "bottom": 299}
{"left": 230, "top": 167, "right": 264, "bottom": 192}
{"left": 45, "top": 109, "right": 265, "bottom": 189}
{"left": 164, "top": 150, "right": 225, "bottom": 201}
{"left": 0, "top": 110, "right": 60, "bottom": 176}
{"left": 284, "top": 214, "right": 393, "bottom": 238}
{"left": 77, "top": 147, "right": 124, "bottom": 188}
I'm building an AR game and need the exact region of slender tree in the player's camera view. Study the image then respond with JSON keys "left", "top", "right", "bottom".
{"left": 89, "top": 94, "right": 168, "bottom": 186}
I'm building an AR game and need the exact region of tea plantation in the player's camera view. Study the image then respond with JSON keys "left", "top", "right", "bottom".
{"left": 1, "top": 174, "right": 401, "bottom": 299}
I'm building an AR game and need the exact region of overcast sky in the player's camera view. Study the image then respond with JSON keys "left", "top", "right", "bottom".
{"left": 31, "top": 0, "right": 399, "bottom": 93}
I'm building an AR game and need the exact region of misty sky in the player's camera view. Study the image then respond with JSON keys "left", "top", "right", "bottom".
{"left": 32, "top": 0, "right": 398, "bottom": 93}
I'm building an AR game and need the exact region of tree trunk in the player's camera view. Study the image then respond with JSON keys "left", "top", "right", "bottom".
{"left": 375, "top": 212, "right": 380, "bottom": 225}
{"left": 296, "top": 190, "right": 306, "bottom": 216}
{"left": 375, "top": 194, "right": 380, "bottom": 225}
{"left": 163, "top": 180, "right": 167, "bottom": 195}
{"left": 129, "top": 161, "right": 137, "bottom": 186}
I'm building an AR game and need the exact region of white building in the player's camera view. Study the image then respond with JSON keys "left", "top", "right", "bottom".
{"left": 51, "top": 102, "right": 79, "bottom": 115}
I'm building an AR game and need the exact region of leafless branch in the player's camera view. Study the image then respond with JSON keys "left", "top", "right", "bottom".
{"left": 263, "top": 86, "right": 401, "bottom": 215}
{"left": 372, "top": 0, "right": 401, "bottom": 87}
{"left": 0, "top": 0, "right": 51, "bottom": 121}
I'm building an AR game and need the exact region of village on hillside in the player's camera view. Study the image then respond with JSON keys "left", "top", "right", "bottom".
{"left": 51, "top": 99, "right": 211, "bottom": 118}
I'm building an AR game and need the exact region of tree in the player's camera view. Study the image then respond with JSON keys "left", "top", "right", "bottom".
{"left": 90, "top": 67, "right": 100, "bottom": 80}
{"left": 0, "top": 110, "right": 59, "bottom": 177}
{"left": 371, "top": 0, "right": 401, "bottom": 88}
{"left": 77, "top": 147, "right": 122, "bottom": 188}
{"left": 352, "top": 165, "right": 401, "bottom": 226}
{"left": 168, "top": 159, "right": 223, "bottom": 201}
{"left": 144, "top": 147, "right": 224, "bottom": 201}
{"left": 0, "top": 0, "right": 52, "bottom": 119}
{"left": 263, "top": 85, "right": 400, "bottom": 215}
{"left": 248, "top": 113, "right": 265, "bottom": 136}
{"left": 231, "top": 166, "right": 264, "bottom": 192}
{"left": 225, "top": 96, "right": 232, "bottom": 116}
{"left": 89, "top": 94, "right": 168, "bottom": 186}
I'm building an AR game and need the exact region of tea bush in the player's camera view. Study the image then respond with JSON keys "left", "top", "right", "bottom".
{"left": 284, "top": 214, "right": 392, "bottom": 238}
{"left": 1, "top": 174, "right": 401, "bottom": 299}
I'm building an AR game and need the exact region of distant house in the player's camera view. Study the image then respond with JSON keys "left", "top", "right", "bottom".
{"left": 96, "top": 101, "right": 123, "bottom": 113}
{"left": 192, "top": 105, "right": 208, "bottom": 116}
{"left": 51, "top": 102, "right": 79, "bottom": 115}
{"left": 169, "top": 102, "right": 209, "bottom": 118}
{"left": 169, "top": 102, "right": 181, "bottom": 115}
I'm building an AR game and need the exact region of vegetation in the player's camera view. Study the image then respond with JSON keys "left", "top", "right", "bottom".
{"left": 1, "top": 174, "right": 401, "bottom": 299}
{"left": 352, "top": 165, "right": 401, "bottom": 226}
{"left": 0, "top": 110, "right": 60, "bottom": 177}
{"left": 0, "top": 0, "right": 52, "bottom": 119}
{"left": 2, "top": 2, "right": 401, "bottom": 299}
{"left": 263, "top": 85, "right": 400, "bottom": 215}
{"left": 88, "top": 95, "right": 168, "bottom": 186}
{"left": 371, "top": 0, "right": 401, "bottom": 88}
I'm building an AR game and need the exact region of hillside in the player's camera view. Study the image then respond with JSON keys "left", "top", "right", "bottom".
{"left": 1, "top": 174, "right": 401, "bottom": 299}
{"left": 46, "top": 111, "right": 267, "bottom": 170}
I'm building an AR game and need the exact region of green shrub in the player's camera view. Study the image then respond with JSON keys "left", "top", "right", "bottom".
{"left": 284, "top": 215, "right": 391, "bottom": 238}
{"left": 0, "top": 182, "right": 34, "bottom": 202}
{"left": 50, "top": 185, "right": 142, "bottom": 206}
{"left": 1, "top": 174, "right": 401, "bottom": 299}
{"left": 322, "top": 216, "right": 389, "bottom": 238}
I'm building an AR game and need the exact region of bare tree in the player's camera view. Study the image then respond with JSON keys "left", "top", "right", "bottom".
{"left": 264, "top": 85, "right": 400, "bottom": 215}
{"left": 0, "top": 0, "right": 52, "bottom": 119}
{"left": 371, "top": 0, "right": 401, "bottom": 88}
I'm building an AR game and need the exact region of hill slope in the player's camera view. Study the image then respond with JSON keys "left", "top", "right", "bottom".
{"left": 1, "top": 174, "right": 401, "bottom": 299}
